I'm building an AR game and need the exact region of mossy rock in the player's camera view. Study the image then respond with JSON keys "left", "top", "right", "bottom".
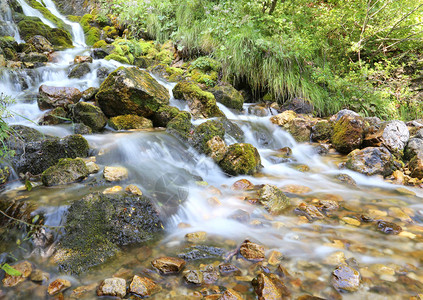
{"left": 108, "top": 115, "right": 153, "bottom": 130}
{"left": 68, "top": 62, "right": 91, "bottom": 79}
{"left": 79, "top": 14, "right": 100, "bottom": 46}
{"left": 38, "top": 107, "right": 68, "bottom": 125}
{"left": 18, "top": 17, "right": 72, "bottom": 48}
{"left": 189, "top": 57, "right": 221, "bottom": 72}
{"left": 332, "top": 114, "right": 364, "bottom": 154}
{"left": 166, "top": 67, "right": 184, "bottom": 82}
{"left": 172, "top": 81, "right": 224, "bottom": 119}
{"left": 191, "top": 120, "right": 225, "bottom": 153}
{"left": 166, "top": 111, "right": 193, "bottom": 140}
{"left": 219, "top": 143, "right": 262, "bottom": 176}
{"left": 93, "top": 39, "right": 108, "bottom": 48}
{"left": 41, "top": 158, "right": 89, "bottom": 186}
{"left": 25, "top": 0, "right": 69, "bottom": 30}
{"left": 0, "top": 166, "right": 10, "bottom": 185}
{"left": 152, "top": 105, "right": 180, "bottom": 127}
{"left": 104, "top": 53, "right": 130, "bottom": 64}
{"left": 218, "top": 117, "right": 244, "bottom": 142}
{"left": 103, "top": 26, "right": 118, "bottom": 39}
{"left": 96, "top": 66, "right": 170, "bottom": 118}
{"left": 409, "top": 152, "right": 423, "bottom": 179}
{"left": 71, "top": 102, "right": 108, "bottom": 132}
{"left": 311, "top": 120, "right": 333, "bottom": 142}
{"left": 55, "top": 192, "right": 163, "bottom": 275}
{"left": 190, "top": 69, "right": 217, "bottom": 86}
{"left": 0, "top": 36, "right": 18, "bottom": 60}
{"left": 208, "top": 85, "right": 244, "bottom": 110}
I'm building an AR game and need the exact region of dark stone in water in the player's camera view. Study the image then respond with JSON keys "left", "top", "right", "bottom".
{"left": 218, "top": 263, "right": 241, "bottom": 276}
{"left": 55, "top": 192, "right": 163, "bottom": 275}
{"left": 376, "top": 220, "right": 402, "bottom": 234}
{"left": 178, "top": 245, "right": 224, "bottom": 261}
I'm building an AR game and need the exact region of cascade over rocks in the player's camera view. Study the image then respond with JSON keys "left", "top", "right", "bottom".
{"left": 38, "top": 85, "right": 82, "bottom": 110}
{"left": 345, "top": 147, "right": 395, "bottom": 176}
{"left": 96, "top": 66, "right": 170, "bottom": 118}
{"left": 54, "top": 192, "right": 163, "bottom": 275}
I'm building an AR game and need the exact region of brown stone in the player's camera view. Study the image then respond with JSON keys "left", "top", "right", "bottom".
{"left": 294, "top": 203, "right": 324, "bottom": 221}
{"left": 151, "top": 257, "right": 186, "bottom": 275}
{"left": 129, "top": 275, "right": 160, "bottom": 297}
{"left": 220, "top": 288, "right": 243, "bottom": 300}
{"left": 69, "top": 283, "right": 97, "bottom": 299}
{"left": 185, "top": 231, "right": 207, "bottom": 243}
{"left": 48, "top": 279, "right": 71, "bottom": 296}
{"left": 74, "top": 55, "right": 93, "bottom": 64}
{"left": 37, "top": 85, "right": 82, "bottom": 110}
{"left": 239, "top": 240, "right": 265, "bottom": 261}
{"left": 97, "top": 278, "right": 126, "bottom": 298}
{"left": 218, "top": 263, "right": 241, "bottom": 277}
{"left": 2, "top": 261, "right": 32, "bottom": 287}
{"left": 252, "top": 273, "right": 290, "bottom": 299}
{"left": 30, "top": 269, "right": 49, "bottom": 283}
{"left": 332, "top": 263, "right": 361, "bottom": 292}
{"left": 376, "top": 220, "right": 402, "bottom": 234}
{"left": 231, "top": 179, "right": 254, "bottom": 190}
{"left": 183, "top": 270, "right": 203, "bottom": 285}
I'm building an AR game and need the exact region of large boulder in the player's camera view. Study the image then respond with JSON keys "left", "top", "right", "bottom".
{"left": 405, "top": 138, "right": 423, "bottom": 160}
{"left": 208, "top": 85, "right": 244, "bottom": 110}
{"left": 363, "top": 120, "right": 409, "bottom": 153}
{"left": 108, "top": 115, "right": 153, "bottom": 130}
{"left": 270, "top": 110, "right": 315, "bottom": 142}
{"left": 53, "top": 192, "right": 163, "bottom": 274}
{"left": 409, "top": 152, "right": 423, "bottom": 179}
{"left": 191, "top": 120, "right": 225, "bottom": 153}
{"left": 71, "top": 102, "right": 107, "bottom": 132}
{"left": 96, "top": 67, "right": 170, "bottom": 118}
{"left": 10, "top": 134, "right": 89, "bottom": 175}
{"left": 172, "top": 81, "right": 224, "bottom": 119}
{"left": 38, "top": 85, "right": 82, "bottom": 110}
{"left": 331, "top": 114, "right": 365, "bottom": 154}
{"left": 258, "top": 184, "right": 290, "bottom": 215}
{"left": 218, "top": 143, "right": 261, "bottom": 176}
{"left": 345, "top": 147, "right": 395, "bottom": 176}
{"left": 41, "top": 158, "right": 89, "bottom": 186}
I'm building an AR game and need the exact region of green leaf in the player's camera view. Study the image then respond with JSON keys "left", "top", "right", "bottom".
{"left": 25, "top": 180, "right": 32, "bottom": 192}
{"left": 1, "top": 264, "right": 22, "bottom": 276}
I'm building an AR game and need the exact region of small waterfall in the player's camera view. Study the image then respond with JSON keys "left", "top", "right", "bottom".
{"left": 0, "top": 0, "right": 22, "bottom": 42}
{"left": 15, "top": 0, "right": 56, "bottom": 28}
{"left": 39, "top": 0, "right": 86, "bottom": 47}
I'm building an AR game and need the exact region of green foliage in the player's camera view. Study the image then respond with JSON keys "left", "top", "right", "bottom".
{"left": 1, "top": 263, "right": 22, "bottom": 276}
{"left": 103, "top": 0, "right": 423, "bottom": 120}
{"left": 0, "top": 94, "right": 15, "bottom": 161}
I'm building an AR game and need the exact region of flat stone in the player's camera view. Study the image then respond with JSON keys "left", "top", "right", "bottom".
{"left": 151, "top": 257, "right": 186, "bottom": 274}
{"left": 103, "top": 186, "right": 123, "bottom": 194}
{"left": 239, "top": 240, "right": 265, "bottom": 261}
{"left": 2, "top": 261, "right": 33, "bottom": 287}
{"left": 218, "top": 263, "right": 241, "bottom": 277}
{"left": 103, "top": 166, "right": 129, "bottom": 182}
{"left": 69, "top": 283, "right": 97, "bottom": 299}
{"left": 183, "top": 270, "right": 203, "bottom": 285}
{"left": 129, "top": 275, "right": 160, "bottom": 297}
{"left": 48, "top": 278, "right": 71, "bottom": 296}
{"left": 332, "top": 263, "right": 361, "bottom": 292}
{"left": 231, "top": 179, "right": 254, "bottom": 190}
{"left": 185, "top": 231, "right": 207, "bottom": 243}
{"left": 341, "top": 217, "right": 361, "bottom": 226}
{"left": 97, "top": 278, "right": 126, "bottom": 298}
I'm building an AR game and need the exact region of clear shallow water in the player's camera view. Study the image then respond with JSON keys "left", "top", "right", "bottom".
{"left": 1, "top": 3, "right": 423, "bottom": 299}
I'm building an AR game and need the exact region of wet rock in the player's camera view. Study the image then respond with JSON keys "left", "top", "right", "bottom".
{"left": 0, "top": 166, "right": 10, "bottom": 185}
{"left": 103, "top": 166, "right": 129, "bottom": 182}
{"left": 345, "top": 147, "right": 395, "bottom": 176}
{"left": 166, "top": 111, "right": 193, "bottom": 139}
{"left": 258, "top": 184, "right": 290, "bottom": 214}
{"left": 268, "top": 250, "right": 283, "bottom": 266}
{"left": 38, "top": 107, "right": 68, "bottom": 125}
{"left": 48, "top": 279, "right": 71, "bottom": 296}
{"left": 55, "top": 192, "right": 163, "bottom": 274}
{"left": 68, "top": 62, "right": 91, "bottom": 79}
{"left": 178, "top": 245, "right": 225, "bottom": 261}
{"left": 10, "top": 134, "right": 90, "bottom": 175}
{"left": 74, "top": 55, "right": 93, "bottom": 64}
{"left": 97, "top": 278, "right": 126, "bottom": 298}
{"left": 192, "top": 119, "right": 225, "bottom": 153}
{"left": 69, "top": 283, "right": 97, "bottom": 299}
{"left": 218, "top": 263, "right": 241, "bottom": 277}
{"left": 248, "top": 104, "right": 269, "bottom": 117}
{"left": 103, "top": 186, "right": 123, "bottom": 194}
{"left": 231, "top": 179, "right": 254, "bottom": 190}
{"left": 332, "top": 263, "right": 361, "bottom": 292}
{"left": 125, "top": 184, "right": 143, "bottom": 195}
{"left": 108, "top": 114, "right": 153, "bottom": 130}
{"left": 202, "top": 265, "right": 219, "bottom": 284}
{"left": 152, "top": 105, "right": 180, "bottom": 127}
{"left": 129, "top": 275, "right": 160, "bottom": 297}
{"left": 270, "top": 111, "right": 314, "bottom": 142}
{"left": 37, "top": 85, "right": 82, "bottom": 110}
{"left": 404, "top": 138, "right": 423, "bottom": 160}
{"left": 20, "top": 52, "right": 48, "bottom": 63}
{"left": 334, "top": 173, "right": 356, "bottom": 186}
{"left": 82, "top": 87, "right": 99, "bottom": 101}
{"left": 311, "top": 120, "right": 332, "bottom": 142}
{"left": 332, "top": 114, "right": 364, "bottom": 154}
{"left": 73, "top": 123, "right": 93, "bottom": 135}
{"left": 220, "top": 289, "right": 243, "bottom": 300}
{"left": 85, "top": 161, "right": 100, "bottom": 174}
{"left": 228, "top": 209, "right": 250, "bottom": 223}
{"left": 96, "top": 66, "right": 110, "bottom": 80}
{"left": 219, "top": 143, "right": 261, "bottom": 176}
{"left": 208, "top": 84, "right": 244, "bottom": 110}
{"left": 30, "top": 269, "right": 49, "bottom": 283}
{"left": 377, "top": 220, "right": 402, "bottom": 234}
{"left": 96, "top": 67, "right": 170, "bottom": 118}
{"left": 409, "top": 152, "right": 423, "bottom": 179}
{"left": 172, "top": 81, "right": 224, "bottom": 119}
{"left": 27, "top": 35, "right": 53, "bottom": 53}
{"left": 2, "top": 261, "right": 32, "bottom": 287}
{"left": 185, "top": 231, "right": 207, "bottom": 243}
{"left": 364, "top": 120, "right": 409, "bottom": 153}
{"left": 294, "top": 203, "right": 324, "bottom": 221}
{"left": 151, "top": 257, "right": 186, "bottom": 275}
{"left": 71, "top": 101, "right": 108, "bottom": 132}
{"left": 183, "top": 270, "right": 203, "bottom": 285}
{"left": 41, "top": 158, "right": 89, "bottom": 186}
{"left": 252, "top": 273, "right": 290, "bottom": 299}
{"left": 239, "top": 240, "right": 265, "bottom": 261}
{"left": 205, "top": 136, "right": 228, "bottom": 162}
{"left": 281, "top": 97, "right": 313, "bottom": 114}
{"left": 218, "top": 117, "right": 245, "bottom": 142}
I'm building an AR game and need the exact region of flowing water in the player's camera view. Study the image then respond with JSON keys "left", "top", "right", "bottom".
{"left": 0, "top": 0, "right": 22, "bottom": 42}
{"left": 1, "top": 2, "right": 423, "bottom": 299}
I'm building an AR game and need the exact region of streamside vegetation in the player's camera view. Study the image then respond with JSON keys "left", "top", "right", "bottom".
{"left": 101, "top": 0, "right": 423, "bottom": 120}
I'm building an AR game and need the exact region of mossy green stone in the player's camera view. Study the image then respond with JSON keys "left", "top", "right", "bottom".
{"left": 209, "top": 85, "right": 244, "bottom": 110}
{"left": 108, "top": 115, "right": 153, "bottom": 130}
{"left": 219, "top": 143, "right": 261, "bottom": 176}
{"left": 166, "top": 112, "right": 192, "bottom": 139}
{"left": 332, "top": 115, "right": 364, "bottom": 154}
{"left": 41, "top": 158, "right": 89, "bottom": 186}
{"left": 192, "top": 120, "right": 225, "bottom": 153}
